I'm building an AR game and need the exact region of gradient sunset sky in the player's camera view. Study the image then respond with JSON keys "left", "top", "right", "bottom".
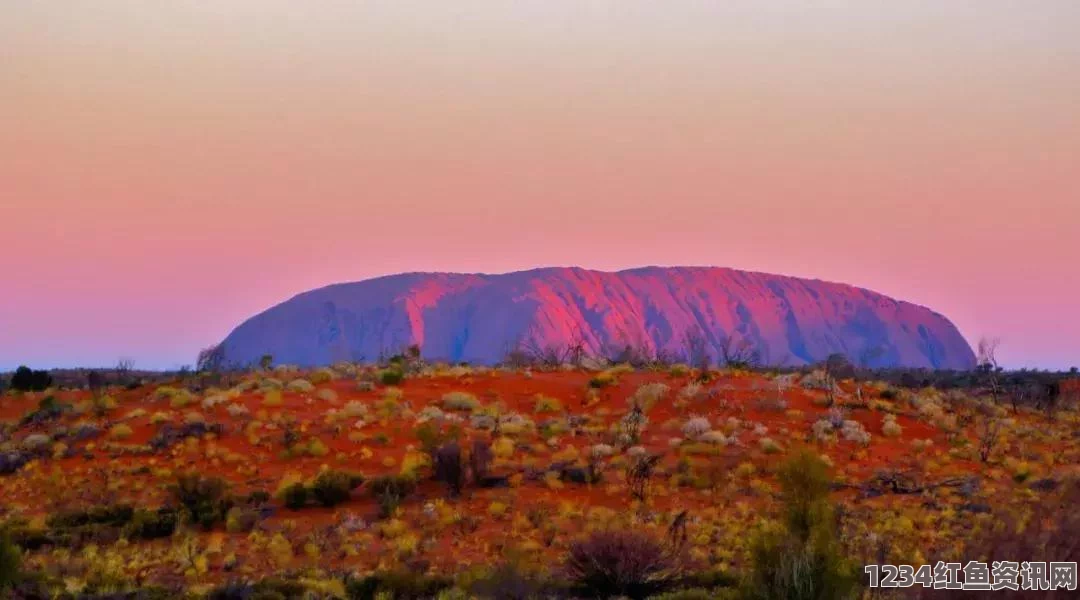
{"left": 3, "top": 1, "right": 1078, "bottom": 370}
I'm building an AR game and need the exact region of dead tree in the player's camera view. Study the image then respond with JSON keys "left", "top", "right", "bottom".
{"left": 977, "top": 337, "right": 1002, "bottom": 404}
{"left": 628, "top": 453, "right": 663, "bottom": 503}
{"left": 976, "top": 413, "right": 1004, "bottom": 463}
{"left": 668, "top": 509, "right": 689, "bottom": 552}
{"left": 469, "top": 439, "right": 493, "bottom": 483}
{"left": 717, "top": 334, "right": 761, "bottom": 370}
{"left": 115, "top": 358, "right": 135, "bottom": 386}
{"left": 842, "top": 469, "right": 978, "bottom": 498}
{"left": 196, "top": 344, "right": 227, "bottom": 373}
{"left": 682, "top": 326, "right": 711, "bottom": 371}
{"left": 434, "top": 442, "right": 464, "bottom": 497}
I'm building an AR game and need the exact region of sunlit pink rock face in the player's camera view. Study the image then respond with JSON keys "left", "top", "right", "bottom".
{"left": 219, "top": 267, "right": 975, "bottom": 369}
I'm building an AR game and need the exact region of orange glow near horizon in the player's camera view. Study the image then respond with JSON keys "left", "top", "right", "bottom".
{"left": 2, "top": 1, "right": 1078, "bottom": 369}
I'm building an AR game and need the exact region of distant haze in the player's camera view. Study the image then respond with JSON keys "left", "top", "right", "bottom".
{"left": 2, "top": 2, "right": 1078, "bottom": 370}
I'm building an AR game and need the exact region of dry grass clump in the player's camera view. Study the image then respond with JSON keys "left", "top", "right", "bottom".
{"left": 442, "top": 392, "right": 480, "bottom": 412}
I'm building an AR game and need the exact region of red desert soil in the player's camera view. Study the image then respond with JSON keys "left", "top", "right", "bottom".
{"left": 1, "top": 366, "right": 1077, "bottom": 586}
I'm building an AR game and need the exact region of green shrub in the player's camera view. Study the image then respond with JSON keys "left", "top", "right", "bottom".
{"left": 441, "top": 391, "right": 480, "bottom": 412}
{"left": 124, "top": 508, "right": 178, "bottom": 540}
{"left": 378, "top": 369, "right": 405, "bottom": 385}
{"left": 109, "top": 423, "right": 134, "bottom": 439}
{"left": 46, "top": 504, "right": 134, "bottom": 529}
{"left": 588, "top": 371, "right": 617, "bottom": 388}
{"left": 19, "top": 395, "right": 70, "bottom": 426}
{"left": 414, "top": 422, "right": 462, "bottom": 456}
{"left": 281, "top": 482, "right": 309, "bottom": 510}
{"left": 0, "top": 533, "right": 21, "bottom": 591}
{"left": 311, "top": 470, "right": 364, "bottom": 507}
{"left": 170, "top": 473, "right": 233, "bottom": 529}
{"left": 534, "top": 394, "right": 563, "bottom": 413}
{"left": 741, "top": 450, "right": 858, "bottom": 600}
{"left": 368, "top": 474, "right": 417, "bottom": 518}
{"left": 225, "top": 507, "right": 259, "bottom": 533}
{"left": 246, "top": 490, "right": 271, "bottom": 506}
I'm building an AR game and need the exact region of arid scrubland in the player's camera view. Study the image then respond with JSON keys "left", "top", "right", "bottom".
{"left": 1, "top": 357, "right": 1078, "bottom": 598}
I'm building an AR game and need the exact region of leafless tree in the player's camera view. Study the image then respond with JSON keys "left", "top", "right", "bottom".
{"left": 628, "top": 453, "right": 663, "bottom": 503}
{"left": 976, "top": 337, "right": 1000, "bottom": 369}
{"left": 976, "top": 412, "right": 1003, "bottom": 463}
{"left": 115, "top": 357, "right": 135, "bottom": 386}
{"left": 717, "top": 334, "right": 761, "bottom": 369}
{"left": 682, "top": 325, "right": 711, "bottom": 370}
{"left": 977, "top": 337, "right": 1003, "bottom": 403}
{"left": 667, "top": 510, "right": 689, "bottom": 552}
{"left": 434, "top": 442, "right": 464, "bottom": 497}
{"left": 196, "top": 344, "right": 227, "bottom": 373}
{"left": 508, "top": 327, "right": 590, "bottom": 368}
{"left": 601, "top": 331, "right": 653, "bottom": 368}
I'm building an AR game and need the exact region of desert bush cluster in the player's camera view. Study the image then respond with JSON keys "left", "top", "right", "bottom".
{"left": 0, "top": 357, "right": 1077, "bottom": 598}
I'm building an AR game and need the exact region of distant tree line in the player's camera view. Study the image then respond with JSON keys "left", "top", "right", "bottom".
{"left": 5, "top": 366, "right": 53, "bottom": 392}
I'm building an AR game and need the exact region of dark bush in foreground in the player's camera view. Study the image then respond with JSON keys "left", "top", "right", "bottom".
{"left": 208, "top": 577, "right": 306, "bottom": 600}
{"left": 565, "top": 530, "right": 681, "bottom": 599}
{"left": 46, "top": 504, "right": 134, "bottom": 530}
{"left": 311, "top": 470, "right": 364, "bottom": 507}
{"left": 0, "top": 533, "right": 21, "bottom": 591}
{"left": 281, "top": 482, "right": 310, "bottom": 510}
{"left": 345, "top": 570, "right": 453, "bottom": 600}
{"left": 469, "top": 562, "right": 560, "bottom": 600}
{"left": 123, "top": 508, "right": 178, "bottom": 540}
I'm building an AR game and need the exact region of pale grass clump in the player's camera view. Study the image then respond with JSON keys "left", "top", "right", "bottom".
{"left": 259, "top": 378, "right": 284, "bottom": 391}
{"left": 841, "top": 420, "right": 871, "bottom": 445}
{"left": 309, "top": 368, "right": 337, "bottom": 385}
{"left": 534, "top": 394, "right": 563, "bottom": 413}
{"left": 627, "top": 382, "right": 670, "bottom": 411}
{"left": 442, "top": 391, "right": 480, "bottom": 412}
{"left": 681, "top": 416, "right": 711, "bottom": 440}
{"left": 150, "top": 411, "right": 173, "bottom": 425}
{"left": 812, "top": 419, "right": 835, "bottom": 443}
{"left": 342, "top": 401, "right": 368, "bottom": 418}
{"left": 882, "top": 414, "right": 902, "bottom": 438}
{"left": 759, "top": 437, "right": 782, "bottom": 454}
{"left": 286, "top": 379, "right": 315, "bottom": 393}
{"left": 699, "top": 430, "right": 731, "bottom": 445}
{"left": 589, "top": 443, "right": 615, "bottom": 458}
{"left": 316, "top": 388, "right": 338, "bottom": 403}
{"left": 169, "top": 392, "right": 197, "bottom": 409}
{"left": 202, "top": 394, "right": 229, "bottom": 409}
{"left": 678, "top": 381, "right": 704, "bottom": 401}
{"left": 273, "top": 364, "right": 299, "bottom": 376}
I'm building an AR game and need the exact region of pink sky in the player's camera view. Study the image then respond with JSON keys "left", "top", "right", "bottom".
{"left": 2, "top": 1, "right": 1078, "bottom": 370}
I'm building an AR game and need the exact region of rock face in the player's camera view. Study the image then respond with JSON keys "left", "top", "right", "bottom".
{"left": 218, "top": 266, "right": 975, "bottom": 369}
